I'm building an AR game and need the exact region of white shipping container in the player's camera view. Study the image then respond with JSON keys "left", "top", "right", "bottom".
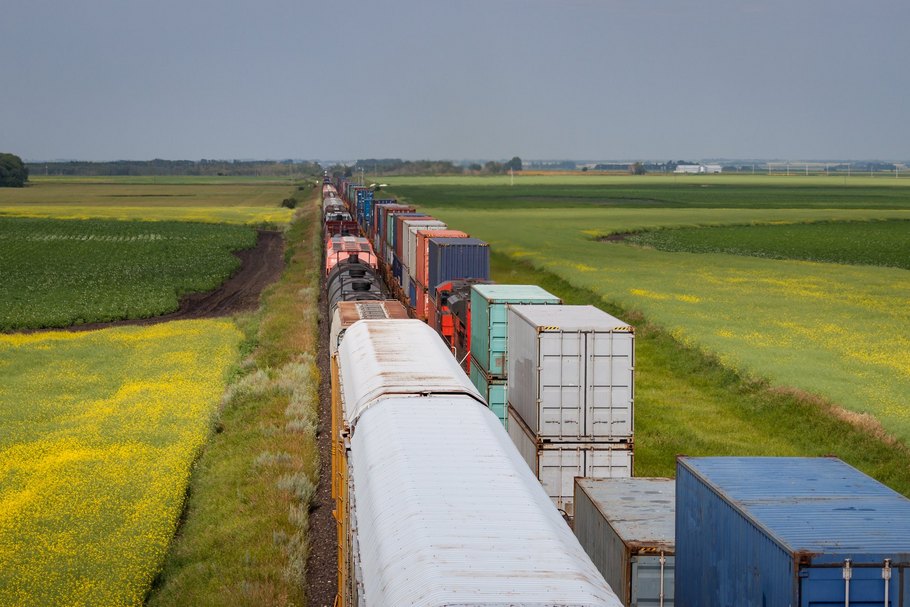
{"left": 508, "top": 406, "right": 632, "bottom": 516}
{"left": 404, "top": 221, "right": 445, "bottom": 279}
{"left": 508, "top": 305, "right": 635, "bottom": 442}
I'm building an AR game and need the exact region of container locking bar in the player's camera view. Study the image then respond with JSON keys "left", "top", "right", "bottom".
{"left": 659, "top": 552, "right": 666, "bottom": 607}
{"left": 882, "top": 559, "right": 891, "bottom": 607}
{"left": 843, "top": 559, "right": 852, "bottom": 607}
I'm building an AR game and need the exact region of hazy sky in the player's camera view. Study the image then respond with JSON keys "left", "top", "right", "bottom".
{"left": 2, "top": 0, "right": 907, "bottom": 161}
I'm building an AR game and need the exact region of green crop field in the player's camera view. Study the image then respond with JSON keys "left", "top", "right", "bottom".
{"left": 626, "top": 220, "right": 910, "bottom": 269}
{"left": 0, "top": 217, "right": 256, "bottom": 330}
{"left": 388, "top": 175, "right": 910, "bottom": 468}
{"left": 0, "top": 320, "right": 241, "bottom": 606}
{"left": 383, "top": 173, "right": 910, "bottom": 209}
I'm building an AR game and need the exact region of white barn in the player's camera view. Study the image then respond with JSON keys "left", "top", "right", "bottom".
{"left": 674, "top": 164, "right": 723, "bottom": 174}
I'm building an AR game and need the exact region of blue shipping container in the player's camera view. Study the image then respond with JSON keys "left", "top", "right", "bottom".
{"left": 676, "top": 457, "right": 910, "bottom": 607}
{"left": 408, "top": 281, "right": 417, "bottom": 310}
{"left": 427, "top": 238, "right": 490, "bottom": 298}
{"left": 355, "top": 189, "right": 373, "bottom": 228}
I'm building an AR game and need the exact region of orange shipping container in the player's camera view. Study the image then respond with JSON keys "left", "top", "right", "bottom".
{"left": 414, "top": 230, "right": 468, "bottom": 289}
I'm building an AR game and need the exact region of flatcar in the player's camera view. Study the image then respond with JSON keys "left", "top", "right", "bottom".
{"left": 329, "top": 300, "right": 409, "bottom": 354}
{"left": 331, "top": 320, "right": 622, "bottom": 607}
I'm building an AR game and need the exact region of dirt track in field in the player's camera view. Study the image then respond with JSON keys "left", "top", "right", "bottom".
{"left": 55, "top": 230, "right": 285, "bottom": 332}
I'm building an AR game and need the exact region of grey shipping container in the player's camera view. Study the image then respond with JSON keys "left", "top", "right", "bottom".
{"left": 574, "top": 478, "right": 675, "bottom": 607}
{"left": 508, "top": 406, "right": 632, "bottom": 516}
{"left": 676, "top": 456, "right": 910, "bottom": 607}
{"left": 508, "top": 305, "right": 634, "bottom": 442}
{"left": 427, "top": 237, "right": 490, "bottom": 296}
{"left": 469, "top": 284, "right": 562, "bottom": 377}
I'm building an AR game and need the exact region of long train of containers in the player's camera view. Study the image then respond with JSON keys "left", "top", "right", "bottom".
{"left": 332, "top": 180, "right": 631, "bottom": 517}
{"left": 324, "top": 180, "right": 910, "bottom": 606}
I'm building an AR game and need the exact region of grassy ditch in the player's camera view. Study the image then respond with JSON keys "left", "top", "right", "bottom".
{"left": 146, "top": 189, "right": 321, "bottom": 606}
{"left": 492, "top": 252, "right": 910, "bottom": 496}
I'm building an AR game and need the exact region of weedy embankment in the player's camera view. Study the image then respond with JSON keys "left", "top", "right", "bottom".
{"left": 147, "top": 188, "right": 321, "bottom": 607}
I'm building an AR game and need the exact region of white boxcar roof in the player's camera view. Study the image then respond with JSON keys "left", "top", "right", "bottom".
{"left": 510, "top": 304, "right": 632, "bottom": 332}
{"left": 350, "top": 396, "right": 622, "bottom": 606}
{"left": 338, "top": 320, "right": 482, "bottom": 426}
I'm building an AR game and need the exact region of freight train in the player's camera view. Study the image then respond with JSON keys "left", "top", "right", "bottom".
{"left": 321, "top": 183, "right": 624, "bottom": 605}
{"left": 320, "top": 179, "right": 910, "bottom": 607}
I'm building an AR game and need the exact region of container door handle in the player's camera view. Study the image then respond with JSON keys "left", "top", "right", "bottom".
{"left": 843, "top": 559, "right": 852, "bottom": 607}
{"left": 659, "top": 551, "right": 666, "bottom": 607}
{"left": 882, "top": 559, "right": 891, "bottom": 607}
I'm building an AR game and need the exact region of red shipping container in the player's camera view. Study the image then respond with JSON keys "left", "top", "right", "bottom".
{"left": 414, "top": 281, "right": 428, "bottom": 320}
{"left": 415, "top": 230, "right": 468, "bottom": 289}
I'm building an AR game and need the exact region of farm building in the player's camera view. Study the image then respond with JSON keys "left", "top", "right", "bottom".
{"left": 674, "top": 164, "right": 723, "bottom": 174}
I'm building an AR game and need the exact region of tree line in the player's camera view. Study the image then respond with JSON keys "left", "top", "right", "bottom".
{"left": 343, "top": 157, "right": 523, "bottom": 177}
{"left": 24, "top": 159, "right": 323, "bottom": 178}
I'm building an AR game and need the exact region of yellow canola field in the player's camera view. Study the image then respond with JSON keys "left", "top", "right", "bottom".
{"left": 0, "top": 320, "right": 242, "bottom": 606}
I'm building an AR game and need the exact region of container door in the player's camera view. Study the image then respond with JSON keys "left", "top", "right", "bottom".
{"left": 631, "top": 555, "right": 675, "bottom": 607}
{"left": 488, "top": 301, "right": 509, "bottom": 376}
{"left": 800, "top": 565, "right": 901, "bottom": 606}
{"left": 538, "top": 331, "right": 584, "bottom": 439}
{"left": 538, "top": 445, "right": 583, "bottom": 514}
{"left": 585, "top": 331, "right": 634, "bottom": 439}
{"left": 586, "top": 447, "right": 633, "bottom": 479}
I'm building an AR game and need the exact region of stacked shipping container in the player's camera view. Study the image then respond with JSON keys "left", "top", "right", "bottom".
{"left": 468, "top": 284, "right": 562, "bottom": 426}
{"left": 507, "top": 305, "right": 635, "bottom": 515}
{"left": 574, "top": 478, "right": 675, "bottom": 607}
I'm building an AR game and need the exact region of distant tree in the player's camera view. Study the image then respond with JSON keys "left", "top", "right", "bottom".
{"left": 483, "top": 161, "right": 504, "bottom": 174}
{"left": 468, "top": 163, "right": 482, "bottom": 172}
{"left": 629, "top": 162, "right": 646, "bottom": 175}
{"left": 0, "top": 153, "right": 28, "bottom": 187}
{"left": 505, "top": 156, "right": 522, "bottom": 171}
{"left": 581, "top": 166, "right": 589, "bottom": 172}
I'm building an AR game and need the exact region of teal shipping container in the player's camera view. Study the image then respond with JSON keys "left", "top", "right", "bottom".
{"left": 469, "top": 362, "right": 508, "bottom": 427}
{"left": 470, "top": 284, "right": 561, "bottom": 377}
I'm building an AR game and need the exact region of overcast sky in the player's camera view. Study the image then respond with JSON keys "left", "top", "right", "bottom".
{"left": 2, "top": 0, "right": 907, "bottom": 162}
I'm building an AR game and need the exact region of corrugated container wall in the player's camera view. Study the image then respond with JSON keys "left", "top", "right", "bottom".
{"left": 574, "top": 478, "right": 675, "bottom": 607}
{"left": 400, "top": 219, "right": 445, "bottom": 276}
{"left": 508, "top": 305, "right": 634, "bottom": 442}
{"left": 414, "top": 230, "right": 468, "bottom": 288}
{"left": 508, "top": 406, "right": 632, "bottom": 516}
{"left": 427, "top": 237, "right": 490, "bottom": 297}
{"left": 388, "top": 213, "right": 426, "bottom": 264}
{"left": 469, "top": 363, "right": 508, "bottom": 427}
{"left": 470, "top": 284, "right": 562, "bottom": 378}
{"left": 676, "top": 456, "right": 910, "bottom": 607}
{"left": 406, "top": 223, "right": 446, "bottom": 281}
